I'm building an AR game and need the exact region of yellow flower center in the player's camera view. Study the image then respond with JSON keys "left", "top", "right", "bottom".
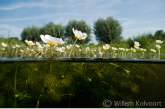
{"left": 103, "top": 48, "right": 107, "bottom": 51}
{"left": 46, "top": 42, "right": 55, "bottom": 46}
{"left": 26, "top": 42, "right": 31, "bottom": 46}
{"left": 74, "top": 34, "right": 79, "bottom": 39}
{"left": 78, "top": 37, "right": 82, "bottom": 40}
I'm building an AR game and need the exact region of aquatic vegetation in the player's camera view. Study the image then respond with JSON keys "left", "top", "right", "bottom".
{"left": 0, "top": 61, "right": 164, "bottom": 108}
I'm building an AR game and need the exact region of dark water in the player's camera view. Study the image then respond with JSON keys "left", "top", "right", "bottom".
{"left": 0, "top": 59, "right": 165, "bottom": 108}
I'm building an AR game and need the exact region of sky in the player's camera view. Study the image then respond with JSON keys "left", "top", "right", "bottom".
{"left": 0, "top": 0, "right": 165, "bottom": 43}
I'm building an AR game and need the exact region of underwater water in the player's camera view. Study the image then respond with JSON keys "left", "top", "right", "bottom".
{"left": 0, "top": 59, "right": 165, "bottom": 108}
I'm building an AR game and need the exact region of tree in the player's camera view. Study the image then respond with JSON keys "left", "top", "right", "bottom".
{"left": 93, "top": 17, "right": 122, "bottom": 43}
{"left": 40, "top": 22, "right": 64, "bottom": 38}
{"left": 65, "top": 20, "right": 91, "bottom": 44}
{"left": 21, "top": 26, "right": 40, "bottom": 42}
{"left": 154, "top": 30, "right": 165, "bottom": 39}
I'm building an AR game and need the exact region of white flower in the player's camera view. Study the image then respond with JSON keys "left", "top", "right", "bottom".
{"left": 12, "top": 46, "right": 16, "bottom": 49}
{"left": 134, "top": 41, "right": 140, "bottom": 49}
{"left": 66, "top": 44, "right": 72, "bottom": 50}
{"left": 72, "top": 28, "right": 87, "bottom": 40}
{"left": 156, "top": 44, "right": 161, "bottom": 49}
{"left": 112, "top": 47, "right": 117, "bottom": 51}
{"left": 38, "top": 45, "right": 44, "bottom": 52}
{"left": 103, "top": 46, "right": 108, "bottom": 50}
{"left": 125, "top": 49, "right": 129, "bottom": 52}
{"left": 86, "top": 47, "right": 90, "bottom": 52}
{"left": 151, "top": 49, "right": 156, "bottom": 53}
{"left": 98, "top": 51, "right": 103, "bottom": 56}
{"left": 119, "top": 48, "right": 125, "bottom": 51}
{"left": 2, "top": 42, "right": 7, "bottom": 47}
{"left": 20, "top": 49, "right": 24, "bottom": 52}
{"left": 40, "top": 34, "right": 64, "bottom": 46}
{"left": 43, "top": 44, "right": 50, "bottom": 48}
{"left": 105, "top": 44, "right": 110, "bottom": 48}
{"left": 56, "top": 47, "right": 65, "bottom": 52}
{"left": 75, "top": 44, "right": 80, "bottom": 48}
{"left": 59, "top": 38, "right": 65, "bottom": 45}
{"left": 15, "top": 44, "right": 20, "bottom": 48}
{"left": 36, "top": 42, "right": 41, "bottom": 46}
{"left": 25, "top": 40, "right": 35, "bottom": 46}
{"left": 156, "top": 40, "right": 163, "bottom": 44}
{"left": 103, "top": 44, "right": 110, "bottom": 50}
{"left": 140, "top": 48, "right": 146, "bottom": 52}
{"left": 62, "top": 47, "right": 65, "bottom": 51}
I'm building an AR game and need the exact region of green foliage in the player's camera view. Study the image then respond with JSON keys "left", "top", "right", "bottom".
{"left": 126, "top": 37, "right": 134, "bottom": 48}
{"left": 65, "top": 20, "right": 92, "bottom": 44}
{"left": 127, "top": 33, "right": 152, "bottom": 48}
{"left": 40, "top": 22, "right": 64, "bottom": 39}
{"left": 21, "top": 26, "right": 40, "bottom": 42}
{"left": 93, "top": 17, "right": 122, "bottom": 43}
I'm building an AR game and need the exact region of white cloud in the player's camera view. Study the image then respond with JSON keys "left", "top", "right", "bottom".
{"left": 99, "top": 0, "right": 121, "bottom": 8}
{"left": 0, "top": 2, "right": 62, "bottom": 11}
{"left": 135, "top": 19, "right": 165, "bottom": 25}
{"left": 0, "top": 13, "right": 77, "bottom": 22}
{"left": 120, "top": 18, "right": 165, "bottom": 30}
{"left": 118, "top": 17, "right": 165, "bottom": 38}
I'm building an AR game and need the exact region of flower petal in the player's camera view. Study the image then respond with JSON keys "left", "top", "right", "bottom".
{"left": 51, "top": 37, "right": 58, "bottom": 43}
{"left": 40, "top": 35, "right": 49, "bottom": 43}
{"left": 72, "top": 28, "right": 75, "bottom": 34}
{"left": 59, "top": 38, "right": 64, "bottom": 45}
{"left": 82, "top": 33, "right": 87, "bottom": 39}
{"left": 45, "top": 34, "right": 52, "bottom": 41}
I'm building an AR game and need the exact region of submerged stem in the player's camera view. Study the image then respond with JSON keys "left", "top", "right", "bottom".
{"left": 14, "top": 64, "right": 19, "bottom": 108}
{"left": 36, "top": 94, "right": 42, "bottom": 108}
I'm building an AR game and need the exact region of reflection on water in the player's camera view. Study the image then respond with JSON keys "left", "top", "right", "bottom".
{"left": 0, "top": 60, "right": 164, "bottom": 108}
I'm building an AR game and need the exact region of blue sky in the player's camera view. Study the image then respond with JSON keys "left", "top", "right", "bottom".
{"left": 0, "top": 0, "right": 165, "bottom": 43}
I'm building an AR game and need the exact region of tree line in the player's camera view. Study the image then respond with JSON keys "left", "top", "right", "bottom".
{"left": 21, "top": 16, "right": 165, "bottom": 45}
{"left": 21, "top": 16, "right": 122, "bottom": 44}
{"left": 126, "top": 30, "right": 165, "bottom": 48}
